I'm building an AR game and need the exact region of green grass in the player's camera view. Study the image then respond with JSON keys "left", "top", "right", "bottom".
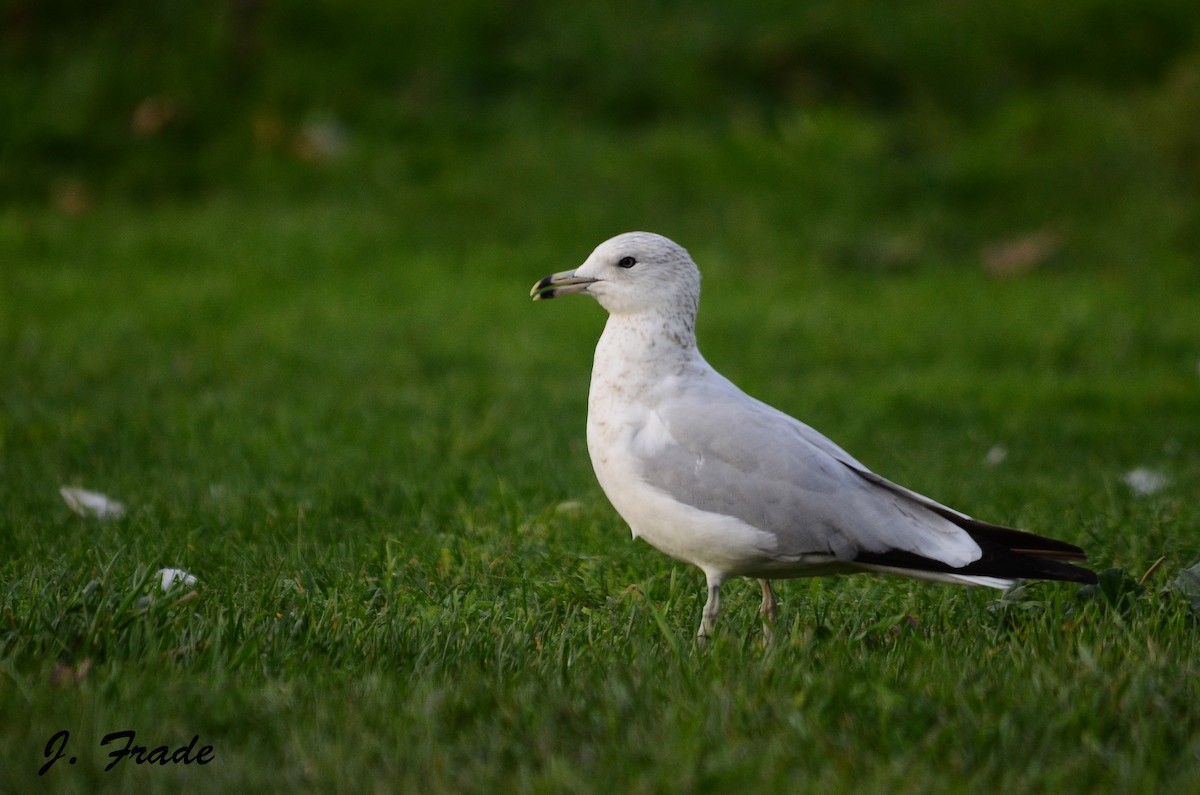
{"left": 4, "top": 6, "right": 1200, "bottom": 788}
{"left": 3, "top": 152, "right": 1199, "bottom": 791}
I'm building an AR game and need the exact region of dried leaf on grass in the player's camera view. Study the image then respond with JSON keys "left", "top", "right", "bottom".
{"left": 982, "top": 229, "right": 1063, "bottom": 277}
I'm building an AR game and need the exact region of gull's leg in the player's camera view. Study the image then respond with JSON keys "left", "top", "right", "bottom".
{"left": 698, "top": 573, "right": 722, "bottom": 640}
{"left": 759, "top": 579, "right": 777, "bottom": 622}
{"left": 759, "top": 579, "right": 777, "bottom": 643}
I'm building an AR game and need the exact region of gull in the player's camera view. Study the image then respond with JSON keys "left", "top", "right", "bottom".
{"left": 531, "top": 232, "right": 1098, "bottom": 639}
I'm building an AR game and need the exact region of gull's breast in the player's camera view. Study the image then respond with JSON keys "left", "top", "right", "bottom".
{"left": 585, "top": 392, "right": 779, "bottom": 574}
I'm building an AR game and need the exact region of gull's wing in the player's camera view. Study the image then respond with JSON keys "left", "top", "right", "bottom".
{"left": 635, "top": 369, "right": 984, "bottom": 569}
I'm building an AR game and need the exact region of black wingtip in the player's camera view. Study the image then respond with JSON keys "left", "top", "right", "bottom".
{"left": 841, "top": 464, "right": 1099, "bottom": 584}
{"left": 853, "top": 547, "right": 1098, "bottom": 584}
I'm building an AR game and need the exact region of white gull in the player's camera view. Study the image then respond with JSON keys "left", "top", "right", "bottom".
{"left": 532, "top": 232, "right": 1096, "bottom": 638}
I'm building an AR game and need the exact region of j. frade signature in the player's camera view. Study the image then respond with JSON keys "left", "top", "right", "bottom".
{"left": 40, "top": 729, "right": 215, "bottom": 775}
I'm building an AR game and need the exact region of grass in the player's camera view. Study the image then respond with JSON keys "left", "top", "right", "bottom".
{"left": 3, "top": 6, "right": 1200, "bottom": 789}
{"left": 3, "top": 161, "right": 1199, "bottom": 791}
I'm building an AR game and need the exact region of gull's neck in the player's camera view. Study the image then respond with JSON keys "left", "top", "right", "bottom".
{"left": 593, "top": 309, "right": 701, "bottom": 382}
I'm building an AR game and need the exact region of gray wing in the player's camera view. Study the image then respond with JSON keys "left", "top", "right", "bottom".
{"left": 638, "top": 375, "right": 981, "bottom": 567}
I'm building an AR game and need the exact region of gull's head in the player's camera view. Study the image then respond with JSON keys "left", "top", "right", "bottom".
{"left": 530, "top": 232, "right": 700, "bottom": 317}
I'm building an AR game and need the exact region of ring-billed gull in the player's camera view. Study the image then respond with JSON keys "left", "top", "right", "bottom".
{"left": 532, "top": 232, "right": 1098, "bottom": 638}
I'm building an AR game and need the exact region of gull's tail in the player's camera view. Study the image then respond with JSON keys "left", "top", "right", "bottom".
{"left": 839, "top": 465, "right": 1099, "bottom": 587}
{"left": 853, "top": 513, "right": 1098, "bottom": 587}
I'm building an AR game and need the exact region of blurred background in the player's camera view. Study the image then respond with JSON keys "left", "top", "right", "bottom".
{"left": 3, "top": 0, "right": 1199, "bottom": 526}
{"left": 4, "top": 0, "right": 1199, "bottom": 269}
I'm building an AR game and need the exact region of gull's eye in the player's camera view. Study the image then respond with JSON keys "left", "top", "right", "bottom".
{"left": 617, "top": 256, "right": 637, "bottom": 269}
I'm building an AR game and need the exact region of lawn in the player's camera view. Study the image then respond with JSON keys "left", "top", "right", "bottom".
{"left": 3, "top": 3, "right": 1200, "bottom": 792}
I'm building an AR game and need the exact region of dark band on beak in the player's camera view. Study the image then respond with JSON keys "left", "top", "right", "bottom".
{"left": 530, "top": 271, "right": 598, "bottom": 300}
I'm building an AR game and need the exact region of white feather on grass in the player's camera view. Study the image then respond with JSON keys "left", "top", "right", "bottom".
{"left": 60, "top": 486, "right": 126, "bottom": 519}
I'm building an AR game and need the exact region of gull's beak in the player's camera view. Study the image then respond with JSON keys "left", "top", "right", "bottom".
{"left": 530, "top": 270, "right": 598, "bottom": 301}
